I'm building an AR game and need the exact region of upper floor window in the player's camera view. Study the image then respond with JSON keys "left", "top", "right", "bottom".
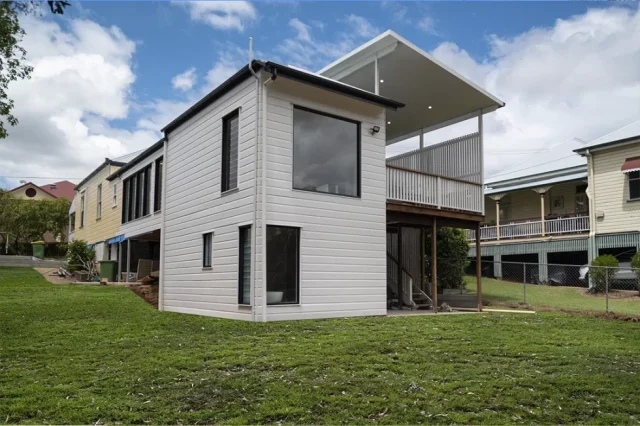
{"left": 112, "top": 183, "right": 117, "bottom": 207}
{"left": 96, "top": 184, "right": 102, "bottom": 219}
{"left": 221, "top": 110, "right": 239, "bottom": 193}
{"left": 122, "top": 165, "right": 151, "bottom": 223}
{"left": 629, "top": 171, "right": 640, "bottom": 201}
{"left": 79, "top": 191, "right": 86, "bottom": 228}
{"left": 154, "top": 157, "right": 163, "bottom": 212}
{"left": 292, "top": 106, "right": 360, "bottom": 197}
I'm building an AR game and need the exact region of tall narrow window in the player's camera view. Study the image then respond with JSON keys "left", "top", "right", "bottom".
{"left": 221, "top": 110, "right": 239, "bottom": 193}
{"left": 238, "top": 226, "right": 251, "bottom": 304}
{"left": 121, "top": 180, "right": 128, "bottom": 223}
{"left": 137, "top": 171, "right": 144, "bottom": 218}
{"left": 80, "top": 192, "right": 86, "bottom": 228}
{"left": 266, "top": 226, "right": 300, "bottom": 305}
{"left": 202, "top": 232, "right": 213, "bottom": 268}
{"left": 629, "top": 171, "right": 640, "bottom": 201}
{"left": 96, "top": 184, "right": 102, "bottom": 219}
{"left": 129, "top": 176, "right": 137, "bottom": 222}
{"left": 112, "top": 183, "right": 117, "bottom": 207}
{"left": 154, "top": 157, "right": 163, "bottom": 212}
{"left": 293, "top": 106, "right": 360, "bottom": 197}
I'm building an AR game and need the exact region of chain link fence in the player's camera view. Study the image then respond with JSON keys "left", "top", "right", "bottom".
{"left": 465, "top": 260, "right": 640, "bottom": 316}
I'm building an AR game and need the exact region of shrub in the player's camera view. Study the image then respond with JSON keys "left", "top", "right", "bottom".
{"left": 426, "top": 227, "right": 470, "bottom": 290}
{"left": 589, "top": 254, "right": 618, "bottom": 293}
{"left": 66, "top": 240, "right": 95, "bottom": 272}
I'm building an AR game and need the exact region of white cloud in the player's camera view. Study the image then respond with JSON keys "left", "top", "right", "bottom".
{"left": 171, "top": 67, "right": 197, "bottom": 91}
{"left": 389, "top": 6, "right": 640, "bottom": 177}
{"left": 276, "top": 16, "right": 379, "bottom": 70}
{"left": 345, "top": 14, "right": 380, "bottom": 39}
{"left": 381, "top": 1, "right": 409, "bottom": 24}
{"left": 417, "top": 16, "right": 438, "bottom": 36}
{"left": 0, "top": 16, "right": 158, "bottom": 188}
{"left": 173, "top": 1, "right": 257, "bottom": 32}
{"left": 289, "top": 18, "right": 311, "bottom": 42}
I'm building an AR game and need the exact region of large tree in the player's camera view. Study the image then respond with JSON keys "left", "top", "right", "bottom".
{"left": 0, "top": 1, "right": 68, "bottom": 138}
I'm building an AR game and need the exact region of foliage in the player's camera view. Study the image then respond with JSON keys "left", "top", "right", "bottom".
{"left": 65, "top": 239, "right": 95, "bottom": 272}
{"left": 1, "top": 267, "right": 640, "bottom": 424}
{"left": 426, "top": 227, "right": 470, "bottom": 290}
{"left": 589, "top": 254, "right": 619, "bottom": 293}
{"left": 0, "top": 192, "right": 71, "bottom": 244}
{"left": 0, "top": 1, "right": 68, "bottom": 138}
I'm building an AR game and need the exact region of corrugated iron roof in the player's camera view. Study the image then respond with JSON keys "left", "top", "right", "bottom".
{"left": 576, "top": 120, "right": 640, "bottom": 153}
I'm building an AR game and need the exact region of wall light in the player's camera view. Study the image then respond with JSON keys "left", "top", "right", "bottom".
{"left": 371, "top": 126, "right": 381, "bottom": 134}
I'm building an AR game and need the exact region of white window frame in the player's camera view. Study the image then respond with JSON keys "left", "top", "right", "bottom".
{"left": 79, "top": 190, "right": 86, "bottom": 228}
{"left": 112, "top": 183, "right": 118, "bottom": 207}
{"left": 96, "top": 184, "right": 102, "bottom": 220}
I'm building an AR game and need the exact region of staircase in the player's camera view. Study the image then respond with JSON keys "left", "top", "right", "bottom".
{"left": 387, "top": 252, "right": 433, "bottom": 310}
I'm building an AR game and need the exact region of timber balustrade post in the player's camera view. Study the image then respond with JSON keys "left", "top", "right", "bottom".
{"left": 431, "top": 219, "right": 438, "bottom": 313}
{"left": 476, "top": 222, "right": 482, "bottom": 312}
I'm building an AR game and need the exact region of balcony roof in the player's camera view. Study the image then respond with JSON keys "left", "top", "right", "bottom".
{"left": 486, "top": 138, "right": 587, "bottom": 186}
{"left": 319, "top": 30, "right": 505, "bottom": 144}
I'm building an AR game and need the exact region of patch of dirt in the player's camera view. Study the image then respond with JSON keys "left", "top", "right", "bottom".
{"left": 127, "top": 283, "right": 159, "bottom": 309}
{"left": 579, "top": 288, "right": 640, "bottom": 299}
{"left": 484, "top": 301, "right": 640, "bottom": 322}
{"left": 34, "top": 267, "right": 75, "bottom": 284}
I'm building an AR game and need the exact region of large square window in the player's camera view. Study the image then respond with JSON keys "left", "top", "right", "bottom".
{"left": 293, "top": 106, "right": 360, "bottom": 197}
{"left": 267, "top": 226, "right": 300, "bottom": 305}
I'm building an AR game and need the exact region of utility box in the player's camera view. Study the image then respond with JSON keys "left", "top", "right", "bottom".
{"left": 99, "top": 260, "right": 118, "bottom": 283}
{"left": 31, "top": 242, "right": 45, "bottom": 259}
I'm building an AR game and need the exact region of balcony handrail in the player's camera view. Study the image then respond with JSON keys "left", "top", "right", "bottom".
{"left": 386, "top": 164, "right": 483, "bottom": 187}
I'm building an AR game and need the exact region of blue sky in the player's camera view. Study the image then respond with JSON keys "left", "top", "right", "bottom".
{"left": 1, "top": 1, "right": 639, "bottom": 188}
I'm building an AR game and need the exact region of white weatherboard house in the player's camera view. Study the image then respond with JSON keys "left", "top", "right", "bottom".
{"left": 151, "top": 31, "right": 504, "bottom": 321}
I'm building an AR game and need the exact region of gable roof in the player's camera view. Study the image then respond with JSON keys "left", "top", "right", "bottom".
{"left": 486, "top": 138, "right": 587, "bottom": 186}
{"left": 9, "top": 182, "right": 56, "bottom": 198}
{"left": 39, "top": 180, "right": 76, "bottom": 200}
{"left": 107, "top": 139, "right": 164, "bottom": 181}
{"left": 161, "top": 60, "right": 404, "bottom": 135}
{"left": 574, "top": 120, "right": 640, "bottom": 154}
{"left": 75, "top": 158, "right": 127, "bottom": 190}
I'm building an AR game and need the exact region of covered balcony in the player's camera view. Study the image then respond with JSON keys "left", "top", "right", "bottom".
{"left": 468, "top": 215, "right": 590, "bottom": 241}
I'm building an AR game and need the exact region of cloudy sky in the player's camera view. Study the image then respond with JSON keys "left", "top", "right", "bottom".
{"left": 0, "top": 1, "right": 639, "bottom": 189}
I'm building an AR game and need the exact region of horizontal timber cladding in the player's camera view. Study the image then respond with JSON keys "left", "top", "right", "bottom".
{"left": 469, "top": 237, "right": 589, "bottom": 257}
{"left": 595, "top": 232, "right": 640, "bottom": 250}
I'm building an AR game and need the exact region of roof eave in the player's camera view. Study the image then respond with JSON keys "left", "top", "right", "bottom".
{"left": 106, "top": 138, "right": 165, "bottom": 181}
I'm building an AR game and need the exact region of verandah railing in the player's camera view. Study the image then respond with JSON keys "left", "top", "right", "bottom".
{"left": 467, "top": 216, "right": 590, "bottom": 241}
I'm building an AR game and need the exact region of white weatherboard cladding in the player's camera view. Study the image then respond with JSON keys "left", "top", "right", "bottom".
{"left": 163, "top": 77, "right": 257, "bottom": 321}
{"left": 260, "top": 77, "right": 388, "bottom": 321}
{"left": 120, "top": 148, "right": 164, "bottom": 238}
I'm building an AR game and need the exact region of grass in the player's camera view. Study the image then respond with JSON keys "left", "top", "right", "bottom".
{"left": 466, "top": 276, "right": 640, "bottom": 316}
{"left": 1, "top": 267, "right": 640, "bottom": 424}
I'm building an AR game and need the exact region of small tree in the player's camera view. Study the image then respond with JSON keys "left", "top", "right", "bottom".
{"left": 66, "top": 240, "right": 95, "bottom": 273}
{"left": 425, "top": 227, "right": 470, "bottom": 290}
{"left": 589, "top": 254, "right": 618, "bottom": 293}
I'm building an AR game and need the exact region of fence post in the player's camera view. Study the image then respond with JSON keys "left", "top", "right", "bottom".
{"left": 523, "top": 263, "right": 527, "bottom": 305}
{"left": 605, "top": 269, "right": 609, "bottom": 313}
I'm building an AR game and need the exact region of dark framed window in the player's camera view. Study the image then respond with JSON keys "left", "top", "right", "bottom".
{"left": 293, "top": 106, "right": 360, "bottom": 197}
{"left": 154, "top": 157, "right": 163, "bottom": 212}
{"left": 238, "top": 226, "right": 251, "bottom": 305}
{"left": 629, "top": 171, "right": 640, "bottom": 201}
{"left": 221, "top": 109, "right": 240, "bottom": 193}
{"left": 122, "top": 165, "right": 152, "bottom": 223}
{"left": 266, "top": 226, "right": 300, "bottom": 305}
{"left": 202, "top": 232, "right": 213, "bottom": 268}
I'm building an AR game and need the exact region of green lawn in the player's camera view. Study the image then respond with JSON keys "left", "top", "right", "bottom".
{"left": 466, "top": 276, "right": 640, "bottom": 316}
{"left": 1, "top": 268, "right": 640, "bottom": 424}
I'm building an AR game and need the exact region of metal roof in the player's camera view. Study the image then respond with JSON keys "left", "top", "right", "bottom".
{"left": 575, "top": 120, "right": 640, "bottom": 153}
{"left": 486, "top": 138, "right": 587, "bottom": 185}
{"left": 485, "top": 171, "right": 588, "bottom": 195}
